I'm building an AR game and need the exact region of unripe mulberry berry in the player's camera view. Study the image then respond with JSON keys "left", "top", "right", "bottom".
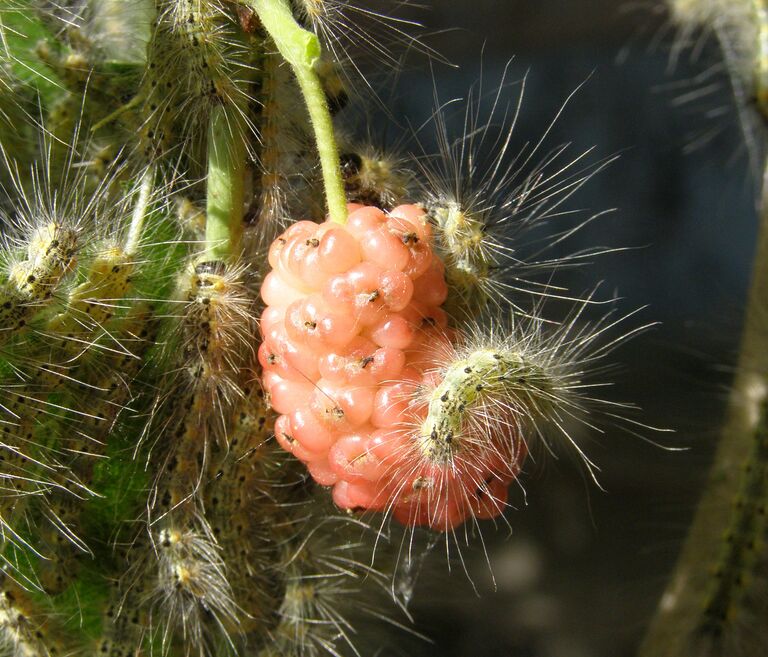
{"left": 260, "top": 204, "right": 528, "bottom": 530}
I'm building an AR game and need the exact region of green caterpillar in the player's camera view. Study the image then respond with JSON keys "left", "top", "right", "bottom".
{"left": 419, "top": 347, "right": 556, "bottom": 463}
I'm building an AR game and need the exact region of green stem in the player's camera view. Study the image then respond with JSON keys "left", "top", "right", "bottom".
{"left": 248, "top": 0, "right": 348, "bottom": 225}
{"left": 205, "top": 105, "right": 246, "bottom": 261}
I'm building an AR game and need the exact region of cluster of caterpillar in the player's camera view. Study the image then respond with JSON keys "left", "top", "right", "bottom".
{"left": 0, "top": 2, "right": 657, "bottom": 657}
{"left": 0, "top": 192, "right": 156, "bottom": 655}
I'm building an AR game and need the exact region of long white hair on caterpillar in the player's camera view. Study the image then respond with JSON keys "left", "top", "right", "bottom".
{"left": 290, "top": 0, "right": 444, "bottom": 101}
{"left": 411, "top": 61, "right": 620, "bottom": 320}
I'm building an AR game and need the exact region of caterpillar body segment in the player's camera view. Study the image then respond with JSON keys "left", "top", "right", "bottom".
{"left": 141, "top": 257, "right": 257, "bottom": 484}
{"left": 46, "top": 244, "right": 134, "bottom": 338}
{"left": 338, "top": 146, "right": 411, "bottom": 211}
{"left": 140, "top": 0, "right": 257, "bottom": 162}
{"left": 415, "top": 69, "right": 616, "bottom": 319}
{"left": 418, "top": 348, "right": 552, "bottom": 465}
{"left": 42, "top": 244, "right": 138, "bottom": 365}
{"left": 204, "top": 390, "right": 286, "bottom": 637}
{"left": 150, "top": 519, "right": 239, "bottom": 655}
{"left": 154, "top": 399, "right": 209, "bottom": 519}
{"left": 0, "top": 572, "right": 66, "bottom": 657}
{"left": 254, "top": 48, "right": 304, "bottom": 234}
{"left": 262, "top": 512, "right": 399, "bottom": 657}
{"left": 35, "top": 492, "right": 86, "bottom": 596}
{"left": 12, "top": 222, "right": 79, "bottom": 296}
{"left": 0, "top": 222, "right": 79, "bottom": 345}
{"left": 251, "top": 44, "right": 325, "bottom": 242}
{"left": 176, "top": 259, "right": 258, "bottom": 429}
{"left": 423, "top": 199, "right": 493, "bottom": 317}
{"left": 97, "top": 574, "right": 150, "bottom": 657}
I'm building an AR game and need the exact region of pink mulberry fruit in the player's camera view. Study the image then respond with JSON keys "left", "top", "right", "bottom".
{"left": 260, "top": 204, "right": 526, "bottom": 530}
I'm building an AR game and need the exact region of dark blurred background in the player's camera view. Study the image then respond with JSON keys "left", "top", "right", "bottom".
{"left": 350, "top": 2, "right": 759, "bottom": 656}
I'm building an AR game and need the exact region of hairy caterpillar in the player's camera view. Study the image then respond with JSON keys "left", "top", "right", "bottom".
{"left": 252, "top": 46, "right": 314, "bottom": 236}
{"left": 332, "top": 306, "right": 628, "bottom": 531}
{"left": 339, "top": 146, "right": 411, "bottom": 210}
{"left": 415, "top": 66, "right": 616, "bottom": 318}
{"left": 0, "top": 572, "right": 66, "bottom": 657}
{"left": 139, "top": 0, "right": 256, "bottom": 162}
{"left": 177, "top": 259, "right": 258, "bottom": 417}
{"left": 0, "top": 221, "right": 79, "bottom": 344}
{"left": 203, "top": 390, "right": 283, "bottom": 637}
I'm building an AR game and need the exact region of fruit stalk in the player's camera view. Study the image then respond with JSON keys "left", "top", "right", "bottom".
{"left": 248, "top": 0, "right": 348, "bottom": 225}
